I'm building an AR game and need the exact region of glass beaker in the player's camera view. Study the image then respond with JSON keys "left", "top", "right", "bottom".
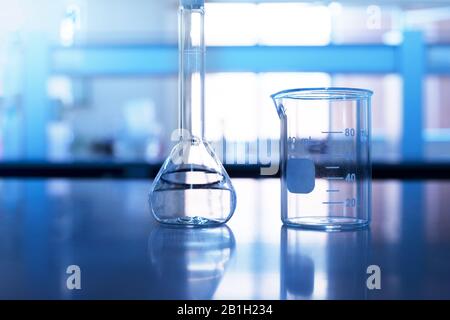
{"left": 149, "top": 0, "right": 236, "bottom": 226}
{"left": 271, "top": 88, "right": 372, "bottom": 230}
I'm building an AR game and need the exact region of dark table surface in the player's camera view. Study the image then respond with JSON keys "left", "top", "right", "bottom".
{"left": 0, "top": 178, "right": 449, "bottom": 300}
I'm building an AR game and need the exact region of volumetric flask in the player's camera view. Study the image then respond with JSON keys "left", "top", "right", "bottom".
{"left": 271, "top": 88, "right": 372, "bottom": 231}
{"left": 149, "top": 0, "right": 236, "bottom": 227}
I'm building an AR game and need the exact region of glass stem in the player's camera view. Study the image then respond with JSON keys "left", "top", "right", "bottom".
{"left": 178, "top": 3, "right": 205, "bottom": 141}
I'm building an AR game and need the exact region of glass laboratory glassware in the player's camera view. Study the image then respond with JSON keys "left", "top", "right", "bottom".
{"left": 149, "top": 0, "right": 236, "bottom": 226}
{"left": 271, "top": 88, "right": 372, "bottom": 230}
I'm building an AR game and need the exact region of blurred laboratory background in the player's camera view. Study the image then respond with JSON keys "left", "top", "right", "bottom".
{"left": 2, "top": 0, "right": 450, "bottom": 300}
{"left": 0, "top": 0, "right": 449, "bottom": 171}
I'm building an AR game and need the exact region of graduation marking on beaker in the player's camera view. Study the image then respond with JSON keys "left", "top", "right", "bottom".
{"left": 324, "top": 176, "right": 344, "bottom": 180}
{"left": 321, "top": 131, "right": 343, "bottom": 134}
{"left": 322, "top": 201, "right": 345, "bottom": 205}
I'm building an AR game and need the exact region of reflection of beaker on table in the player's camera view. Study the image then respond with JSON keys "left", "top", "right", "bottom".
{"left": 148, "top": 225, "right": 235, "bottom": 299}
{"left": 281, "top": 226, "right": 369, "bottom": 300}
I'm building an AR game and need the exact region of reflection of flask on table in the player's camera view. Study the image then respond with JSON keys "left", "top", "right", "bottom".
{"left": 280, "top": 226, "right": 369, "bottom": 300}
{"left": 148, "top": 226, "right": 235, "bottom": 299}
{"left": 149, "top": 0, "right": 236, "bottom": 227}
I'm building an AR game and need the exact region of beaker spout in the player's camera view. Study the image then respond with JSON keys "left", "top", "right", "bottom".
{"left": 271, "top": 96, "right": 286, "bottom": 119}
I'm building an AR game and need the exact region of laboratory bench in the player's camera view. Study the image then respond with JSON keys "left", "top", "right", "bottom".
{"left": 0, "top": 178, "right": 449, "bottom": 300}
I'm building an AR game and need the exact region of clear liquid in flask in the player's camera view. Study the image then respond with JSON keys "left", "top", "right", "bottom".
{"left": 149, "top": 139, "right": 236, "bottom": 226}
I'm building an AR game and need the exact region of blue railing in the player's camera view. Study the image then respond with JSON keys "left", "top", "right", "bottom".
{"left": 21, "top": 31, "right": 450, "bottom": 161}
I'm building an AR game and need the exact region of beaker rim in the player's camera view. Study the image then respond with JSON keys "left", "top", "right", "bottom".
{"left": 271, "top": 87, "right": 373, "bottom": 101}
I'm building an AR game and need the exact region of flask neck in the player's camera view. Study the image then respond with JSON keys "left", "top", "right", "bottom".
{"left": 178, "top": 5, "right": 205, "bottom": 141}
